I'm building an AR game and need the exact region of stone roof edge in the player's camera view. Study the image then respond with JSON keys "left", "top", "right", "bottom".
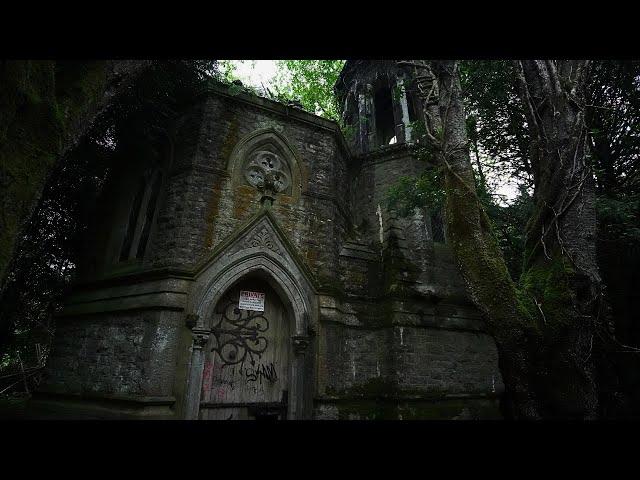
{"left": 193, "top": 80, "right": 354, "bottom": 160}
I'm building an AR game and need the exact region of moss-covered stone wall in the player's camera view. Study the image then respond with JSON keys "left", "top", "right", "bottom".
{"left": 38, "top": 81, "right": 503, "bottom": 419}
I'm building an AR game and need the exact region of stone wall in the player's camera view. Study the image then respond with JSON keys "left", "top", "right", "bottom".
{"left": 147, "top": 91, "right": 351, "bottom": 285}
{"left": 37, "top": 80, "right": 504, "bottom": 420}
{"left": 348, "top": 145, "right": 468, "bottom": 298}
{"left": 42, "top": 309, "right": 182, "bottom": 398}
{"left": 319, "top": 324, "right": 502, "bottom": 398}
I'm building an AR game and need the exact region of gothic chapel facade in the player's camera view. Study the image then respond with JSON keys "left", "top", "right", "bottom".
{"left": 34, "top": 61, "right": 504, "bottom": 419}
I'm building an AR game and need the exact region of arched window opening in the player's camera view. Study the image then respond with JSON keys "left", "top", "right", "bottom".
{"left": 135, "top": 172, "right": 162, "bottom": 259}
{"left": 407, "top": 93, "right": 419, "bottom": 123}
{"left": 119, "top": 169, "right": 164, "bottom": 262}
{"left": 431, "top": 210, "right": 445, "bottom": 243}
{"left": 119, "top": 177, "right": 146, "bottom": 261}
{"left": 342, "top": 92, "right": 357, "bottom": 128}
{"left": 374, "top": 85, "right": 395, "bottom": 147}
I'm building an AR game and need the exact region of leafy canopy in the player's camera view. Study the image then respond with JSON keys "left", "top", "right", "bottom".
{"left": 273, "top": 61, "right": 345, "bottom": 122}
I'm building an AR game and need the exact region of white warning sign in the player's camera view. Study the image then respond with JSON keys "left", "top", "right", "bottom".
{"left": 238, "top": 290, "right": 265, "bottom": 312}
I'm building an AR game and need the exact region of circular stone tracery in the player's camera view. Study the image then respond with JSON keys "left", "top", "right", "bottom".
{"left": 244, "top": 150, "right": 291, "bottom": 194}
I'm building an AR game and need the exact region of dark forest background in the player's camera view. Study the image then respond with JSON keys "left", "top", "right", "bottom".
{"left": 0, "top": 60, "right": 638, "bottom": 418}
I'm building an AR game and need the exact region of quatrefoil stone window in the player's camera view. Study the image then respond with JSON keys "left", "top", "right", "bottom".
{"left": 243, "top": 150, "right": 291, "bottom": 194}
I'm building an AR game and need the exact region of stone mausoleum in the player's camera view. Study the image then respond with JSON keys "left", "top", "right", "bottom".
{"left": 33, "top": 60, "right": 504, "bottom": 419}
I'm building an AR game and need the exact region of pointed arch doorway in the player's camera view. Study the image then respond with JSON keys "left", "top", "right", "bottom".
{"left": 199, "top": 275, "right": 294, "bottom": 420}
{"left": 183, "top": 211, "right": 317, "bottom": 420}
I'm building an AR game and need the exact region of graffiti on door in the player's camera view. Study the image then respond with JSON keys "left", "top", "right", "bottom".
{"left": 199, "top": 283, "right": 290, "bottom": 418}
{"left": 210, "top": 299, "right": 270, "bottom": 370}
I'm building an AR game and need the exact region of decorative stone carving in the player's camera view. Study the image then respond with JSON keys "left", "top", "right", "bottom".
{"left": 185, "top": 313, "right": 199, "bottom": 330}
{"left": 228, "top": 128, "right": 302, "bottom": 202}
{"left": 192, "top": 331, "right": 210, "bottom": 349}
{"left": 244, "top": 227, "right": 282, "bottom": 254}
{"left": 244, "top": 150, "right": 291, "bottom": 195}
{"left": 292, "top": 335, "right": 310, "bottom": 355}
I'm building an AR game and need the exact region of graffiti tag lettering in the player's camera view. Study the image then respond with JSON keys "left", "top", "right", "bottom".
{"left": 243, "top": 362, "right": 278, "bottom": 384}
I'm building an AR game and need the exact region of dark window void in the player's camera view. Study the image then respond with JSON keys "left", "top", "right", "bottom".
{"left": 374, "top": 86, "right": 396, "bottom": 146}
{"left": 136, "top": 173, "right": 162, "bottom": 259}
{"left": 119, "top": 170, "right": 163, "bottom": 262}
{"left": 343, "top": 93, "right": 357, "bottom": 127}
{"left": 344, "top": 111, "right": 354, "bottom": 127}
{"left": 119, "top": 177, "right": 146, "bottom": 261}
{"left": 407, "top": 92, "right": 419, "bottom": 123}
{"left": 431, "top": 210, "right": 445, "bottom": 243}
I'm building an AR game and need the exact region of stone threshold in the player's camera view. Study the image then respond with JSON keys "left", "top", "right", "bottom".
{"left": 314, "top": 392, "right": 501, "bottom": 403}
{"left": 33, "top": 391, "right": 176, "bottom": 407}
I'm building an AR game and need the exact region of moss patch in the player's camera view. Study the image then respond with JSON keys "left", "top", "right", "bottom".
{"left": 519, "top": 253, "right": 576, "bottom": 332}
{"left": 0, "top": 61, "right": 110, "bottom": 287}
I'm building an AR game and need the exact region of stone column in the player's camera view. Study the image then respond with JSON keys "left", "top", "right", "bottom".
{"left": 397, "top": 76, "right": 412, "bottom": 143}
{"left": 289, "top": 335, "right": 310, "bottom": 420}
{"left": 392, "top": 77, "right": 407, "bottom": 144}
{"left": 357, "top": 90, "right": 367, "bottom": 153}
{"left": 184, "top": 314, "right": 210, "bottom": 420}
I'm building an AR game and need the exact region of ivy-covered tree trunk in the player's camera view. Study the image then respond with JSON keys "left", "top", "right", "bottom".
{"left": 416, "top": 60, "right": 603, "bottom": 418}
{"left": 514, "top": 60, "right": 603, "bottom": 417}
{"left": 420, "top": 60, "right": 541, "bottom": 418}
{"left": 0, "top": 60, "right": 150, "bottom": 293}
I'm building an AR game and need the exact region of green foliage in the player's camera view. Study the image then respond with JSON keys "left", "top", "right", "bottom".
{"left": 519, "top": 254, "right": 577, "bottom": 331}
{"left": 342, "top": 123, "right": 358, "bottom": 143}
{"left": 459, "top": 60, "right": 532, "bottom": 188}
{"left": 386, "top": 168, "right": 445, "bottom": 216}
{"left": 273, "top": 60, "right": 345, "bottom": 121}
{"left": 483, "top": 186, "right": 534, "bottom": 280}
{"left": 461, "top": 59, "right": 640, "bottom": 250}
{"left": 408, "top": 118, "right": 427, "bottom": 141}
{"left": 586, "top": 60, "right": 640, "bottom": 198}
{"left": 212, "top": 60, "right": 286, "bottom": 101}
{"left": 211, "top": 60, "right": 347, "bottom": 122}
{"left": 216, "top": 61, "right": 263, "bottom": 97}
{"left": 596, "top": 194, "right": 640, "bottom": 244}
{"left": 215, "top": 60, "right": 239, "bottom": 83}
{"left": 0, "top": 61, "right": 214, "bottom": 390}
{"left": 387, "top": 163, "right": 533, "bottom": 280}
{"left": 0, "top": 61, "right": 66, "bottom": 286}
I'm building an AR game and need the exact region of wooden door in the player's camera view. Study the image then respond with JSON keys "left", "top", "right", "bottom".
{"left": 199, "top": 279, "right": 291, "bottom": 420}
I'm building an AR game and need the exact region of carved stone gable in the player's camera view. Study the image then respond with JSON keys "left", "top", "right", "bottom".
{"left": 244, "top": 226, "right": 282, "bottom": 254}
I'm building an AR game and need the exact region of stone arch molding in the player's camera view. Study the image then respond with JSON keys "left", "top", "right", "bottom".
{"left": 227, "top": 128, "right": 304, "bottom": 201}
{"left": 189, "top": 213, "right": 316, "bottom": 327}
{"left": 184, "top": 212, "right": 317, "bottom": 419}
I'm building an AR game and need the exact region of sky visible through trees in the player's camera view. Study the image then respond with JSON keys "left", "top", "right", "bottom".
{"left": 1, "top": 59, "right": 638, "bottom": 418}
{"left": 222, "top": 60, "right": 521, "bottom": 203}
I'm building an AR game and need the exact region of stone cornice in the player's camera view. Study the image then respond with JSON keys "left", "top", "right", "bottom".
{"left": 180, "top": 80, "right": 354, "bottom": 161}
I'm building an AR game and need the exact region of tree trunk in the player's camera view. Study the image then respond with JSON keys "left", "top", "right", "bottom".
{"left": 514, "top": 60, "right": 603, "bottom": 417}
{"left": 0, "top": 60, "right": 151, "bottom": 292}
{"left": 427, "top": 60, "right": 541, "bottom": 418}
{"left": 414, "top": 59, "right": 603, "bottom": 418}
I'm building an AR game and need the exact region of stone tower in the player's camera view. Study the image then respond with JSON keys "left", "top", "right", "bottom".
{"left": 335, "top": 60, "right": 425, "bottom": 154}
{"left": 32, "top": 61, "right": 504, "bottom": 420}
